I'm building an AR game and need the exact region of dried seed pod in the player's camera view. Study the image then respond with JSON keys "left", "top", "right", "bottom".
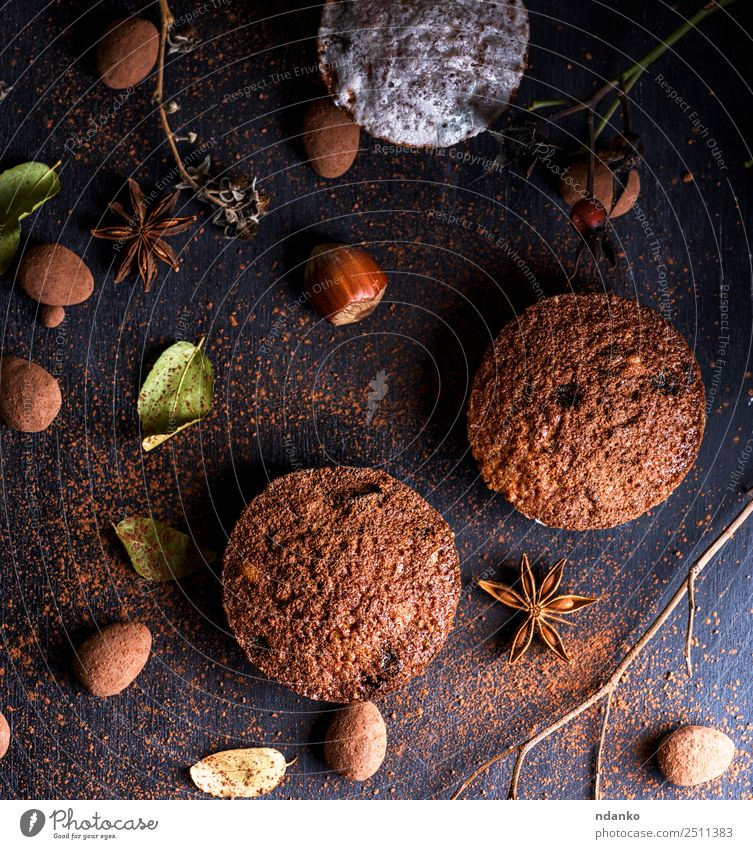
{"left": 96, "top": 17, "right": 159, "bottom": 89}
{"left": 0, "top": 356, "right": 62, "bottom": 433}
{"left": 657, "top": 726, "right": 735, "bottom": 787}
{"left": 324, "top": 702, "right": 387, "bottom": 781}
{"left": 559, "top": 155, "right": 640, "bottom": 218}
{"left": 304, "top": 244, "right": 388, "bottom": 326}
{"left": 302, "top": 100, "right": 360, "bottom": 178}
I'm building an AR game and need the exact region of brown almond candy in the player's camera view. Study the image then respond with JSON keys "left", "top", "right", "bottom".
{"left": 74, "top": 622, "right": 152, "bottom": 697}
{"left": 302, "top": 100, "right": 360, "bottom": 178}
{"left": 657, "top": 725, "right": 735, "bottom": 787}
{"left": 304, "top": 243, "right": 388, "bottom": 325}
{"left": 96, "top": 17, "right": 159, "bottom": 89}
{"left": 18, "top": 244, "right": 94, "bottom": 307}
{"left": 0, "top": 711, "right": 10, "bottom": 759}
{"left": 324, "top": 702, "right": 387, "bottom": 781}
{"left": 0, "top": 356, "right": 62, "bottom": 433}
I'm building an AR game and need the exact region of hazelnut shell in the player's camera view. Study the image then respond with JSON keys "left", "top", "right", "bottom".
{"left": 18, "top": 244, "right": 94, "bottom": 306}
{"left": 559, "top": 156, "right": 640, "bottom": 218}
{"left": 304, "top": 244, "right": 388, "bottom": 326}
{"left": 302, "top": 100, "right": 360, "bottom": 178}
{"left": 324, "top": 702, "right": 387, "bottom": 781}
{"left": 0, "top": 711, "right": 9, "bottom": 760}
{"left": 73, "top": 622, "right": 152, "bottom": 697}
{"left": 96, "top": 17, "right": 159, "bottom": 90}
{"left": 657, "top": 725, "right": 735, "bottom": 787}
{"left": 0, "top": 356, "right": 62, "bottom": 433}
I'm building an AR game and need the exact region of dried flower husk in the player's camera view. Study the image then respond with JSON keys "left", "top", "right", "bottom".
{"left": 190, "top": 748, "right": 291, "bottom": 799}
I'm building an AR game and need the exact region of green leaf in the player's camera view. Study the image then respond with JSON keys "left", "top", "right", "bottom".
{"left": 0, "top": 222, "right": 20, "bottom": 276}
{"left": 0, "top": 161, "right": 61, "bottom": 223}
{"left": 114, "top": 516, "right": 215, "bottom": 582}
{"left": 0, "top": 161, "right": 61, "bottom": 274}
{"left": 138, "top": 337, "right": 215, "bottom": 451}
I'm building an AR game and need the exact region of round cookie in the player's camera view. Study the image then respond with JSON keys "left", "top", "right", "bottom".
{"left": 467, "top": 293, "right": 706, "bottom": 530}
{"left": 223, "top": 467, "right": 460, "bottom": 702}
{"left": 318, "top": 0, "right": 529, "bottom": 148}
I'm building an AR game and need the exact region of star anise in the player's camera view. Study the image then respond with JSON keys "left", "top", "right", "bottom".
{"left": 479, "top": 554, "right": 597, "bottom": 664}
{"left": 91, "top": 178, "right": 196, "bottom": 292}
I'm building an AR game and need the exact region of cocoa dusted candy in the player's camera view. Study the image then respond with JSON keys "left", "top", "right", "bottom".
{"left": 0, "top": 356, "right": 62, "bottom": 433}
{"left": 18, "top": 244, "right": 93, "bottom": 306}
{"left": 96, "top": 17, "right": 159, "bottom": 90}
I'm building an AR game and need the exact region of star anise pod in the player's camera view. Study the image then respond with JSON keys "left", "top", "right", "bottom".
{"left": 92, "top": 178, "right": 196, "bottom": 292}
{"left": 479, "top": 554, "right": 597, "bottom": 664}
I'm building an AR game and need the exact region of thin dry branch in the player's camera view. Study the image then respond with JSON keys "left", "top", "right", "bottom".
{"left": 155, "top": 0, "right": 200, "bottom": 190}
{"left": 452, "top": 492, "right": 753, "bottom": 800}
{"left": 594, "top": 689, "right": 613, "bottom": 800}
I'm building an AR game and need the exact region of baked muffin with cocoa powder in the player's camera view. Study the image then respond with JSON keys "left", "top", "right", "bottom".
{"left": 223, "top": 467, "right": 460, "bottom": 702}
{"left": 318, "top": 0, "right": 529, "bottom": 148}
{"left": 467, "top": 293, "right": 706, "bottom": 530}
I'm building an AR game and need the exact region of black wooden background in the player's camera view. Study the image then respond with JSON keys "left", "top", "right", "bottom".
{"left": 0, "top": 0, "right": 752, "bottom": 800}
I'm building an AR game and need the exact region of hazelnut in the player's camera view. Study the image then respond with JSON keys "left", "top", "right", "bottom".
{"left": 0, "top": 711, "right": 10, "bottom": 759}
{"left": 304, "top": 244, "right": 388, "bottom": 326}
{"left": 18, "top": 243, "right": 94, "bottom": 306}
{"left": 0, "top": 356, "right": 62, "bottom": 433}
{"left": 558, "top": 155, "right": 640, "bottom": 218}
{"left": 302, "top": 100, "right": 360, "bottom": 178}
{"left": 96, "top": 17, "right": 159, "bottom": 90}
{"left": 73, "top": 622, "right": 152, "bottom": 697}
{"left": 324, "top": 702, "right": 387, "bottom": 781}
{"left": 657, "top": 725, "right": 735, "bottom": 787}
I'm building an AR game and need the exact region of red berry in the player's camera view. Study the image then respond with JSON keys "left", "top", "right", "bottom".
{"left": 570, "top": 198, "right": 607, "bottom": 234}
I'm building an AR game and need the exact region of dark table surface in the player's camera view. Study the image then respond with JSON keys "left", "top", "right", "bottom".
{"left": 0, "top": 0, "right": 752, "bottom": 801}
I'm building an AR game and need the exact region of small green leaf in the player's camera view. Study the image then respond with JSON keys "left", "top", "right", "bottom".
{"left": 0, "top": 161, "right": 61, "bottom": 275}
{"left": 0, "top": 222, "right": 21, "bottom": 276}
{"left": 114, "top": 516, "right": 215, "bottom": 582}
{"left": 0, "top": 161, "right": 61, "bottom": 222}
{"left": 138, "top": 337, "right": 215, "bottom": 451}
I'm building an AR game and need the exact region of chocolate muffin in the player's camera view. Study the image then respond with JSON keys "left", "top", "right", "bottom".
{"left": 223, "top": 467, "right": 460, "bottom": 702}
{"left": 467, "top": 293, "right": 706, "bottom": 530}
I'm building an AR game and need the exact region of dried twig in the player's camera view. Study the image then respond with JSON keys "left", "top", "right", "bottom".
{"left": 685, "top": 563, "right": 699, "bottom": 676}
{"left": 155, "top": 0, "right": 194, "bottom": 189}
{"left": 594, "top": 689, "right": 613, "bottom": 800}
{"left": 529, "top": 0, "right": 739, "bottom": 140}
{"left": 452, "top": 491, "right": 753, "bottom": 799}
{"left": 154, "top": 0, "right": 268, "bottom": 239}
